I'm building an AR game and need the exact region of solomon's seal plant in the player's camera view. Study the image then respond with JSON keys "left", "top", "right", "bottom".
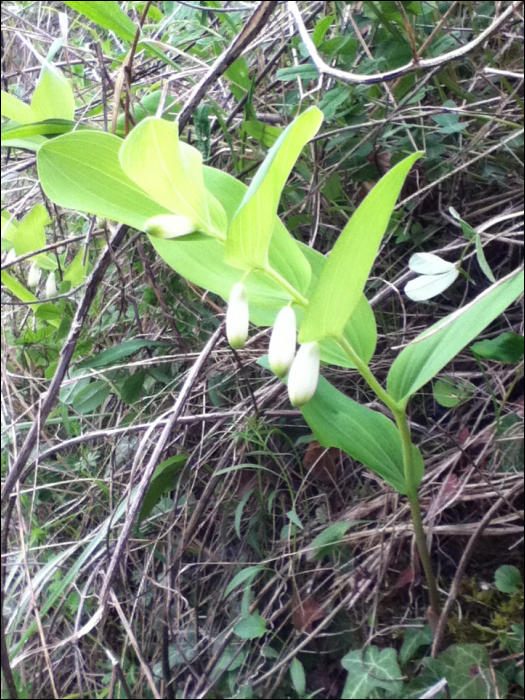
{"left": 34, "top": 105, "right": 524, "bottom": 622}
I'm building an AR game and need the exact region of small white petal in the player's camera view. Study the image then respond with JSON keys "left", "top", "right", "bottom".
{"left": 405, "top": 268, "right": 460, "bottom": 301}
{"left": 4, "top": 248, "right": 17, "bottom": 265}
{"left": 288, "top": 342, "right": 320, "bottom": 407}
{"left": 144, "top": 214, "right": 196, "bottom": 239}
{"left": 269, "top": 306, "right": 297, "bottom": 378}
{"left": 27, "top": 262, "right": 42, "bottom": 289}
{"left": 226, "top": 283, "right": 249, "bottom": 349}
{"left": 45, "top": 271, "right": 58, "bottom": 299}
{"left": 408, "top": 252, "right": 457, "bottom": 276}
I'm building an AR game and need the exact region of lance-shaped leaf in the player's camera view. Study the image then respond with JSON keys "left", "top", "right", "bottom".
{"left": 225, "top": 106, "right": 323, "bottom": 271}
{"left": 30, "top": 66, "right": 75, "bottom": 121}
{"left": 63, "top": 0, "right": 137, "bottom": 43}
{"left": 299, "top": 152, "right": 423, "bottom": 343}
{"left": 299, "top": 374, "right": 424, "bottom": 495}
{"left": 119, "top": 117, "right": 226, "bottom": 237}
{"left": 388, "top": 268, "right": 524, "bottom": 404}
{"left": 37, "top": 129, "right": 171, "bottom": 230}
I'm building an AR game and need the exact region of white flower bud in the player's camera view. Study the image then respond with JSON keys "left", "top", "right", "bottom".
{"left": 27, "top": 262, "right": 42, "bottom": 289}
{"left": 287, "top": 341, "right": 320, "bottom": 407}
{"left": 226, "top": 283, "right": 249, "bottom": 349}
{"left": 45, "top": 271, "right": 58, "bottom": 299}
{"left": 269, "top": 306, "right": 296, "bottom": 378}
{"left": 4, "top": 248, "right": 17, "bottom": 266}
{"left": 144, "top": 214, "right": 196, "bottom": 239}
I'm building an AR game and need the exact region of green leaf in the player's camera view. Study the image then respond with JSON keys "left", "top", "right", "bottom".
{"left": 114, "top": 90, "right": 178, "bottom": 135}
{"left": 119, "top": 117, "right": 226, "bottom": 236}
{"left": 37, "top": 130, "right": 170, "bottom": 230}
{"left": 434, "top": 644, "right": 507, "bottom": 700}
{"left": 0, "top": 91, "right": 33, "bottom": 123}
{"left": 433, "top": 378, "right": 474, "bottom": 408}
{"left": 297, "top": 241, "right": 376, "bottom": 367}
{"left": 475, "top": 233, "right": 495, "bottom": 283}
{"left": 1, "top": 119, "right": 77, "bottom": 141}
{"left": 300, "top": 152, "right": 423, "bottom": 343}
{"left": 1, "top": 271, "right": 38, "bottom": 307}
{"left": 72, "top": 381, "right": 110, "bottom": 414}
{"left": 241, "top": 120, "right": 283, "bottom": 148}
{"left": 138, "top": 455, "right": 187, "bottom": 525}
{"left": 225, "top": 107, "right": 323, "bottom": 271}
{"left": 300, "top": 375, "right": 424, "bottom": 494}
{"left": 224, "top": 566, "right": 266, "bottom": 599}
{"left": 276, "top": 65, "right": 320, "bottom": 82}
{"left": 13, "top": 205, "right": 49, "bottom": 256}
{"left": 150, "top": 167, "right": 312, "bottom": 326}
{"left": 471, "top": 332, "right": 524, "bottom": 364}
{"left": 31, "top": 67, "right": 75, "bottom": 121}
{"left": 290, "top": 658, "right": 306, "bottom": 697}
{"left": 387, "top": 270, "right": 524, "bottom": 403}
{"left": 63, "top": 248, "right": 89, "bottom": 287}
{"left": 341, "top": 646, "right": 403, "bottom": 699}
{"left": 233, "top": 613, "right": 267, "bottom": 640}
{"left": 309, "top": 521, "right": 352, "bottom": 560}
{"left": 63, "top": 0, "right": 137, "bottom": 43}
{"left": 399, "top": 626, "right": 433, "bottom": 665}
{"left": 77, "top": 339, "right": 166, "bottom": 369}
{"left": 119, "top": 370, "right": 146, "bottom": 405}
{"left": 495, "top": 565, "right": 521, "bottom": 594}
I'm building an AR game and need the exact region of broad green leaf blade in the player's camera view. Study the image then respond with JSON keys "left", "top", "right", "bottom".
{"left": 1, "top": 119, "right": 77, "bottom": 141}
{"left": 234, "top": 613, "right": 267, "bottom": 640}
{"left": 290, "top": 658, "right": 306, "bottom": 697}
{"left": 341, "top": 646, "right": 403, "bottom": 700}
{"left": 120, "top": 117, "right": 224, "bottom": 235}
{"left": 205, "top": 166, "right": 311, "bottom": 297}
{"left": 300, "top": 152, "right": 423, "bottom": 343}
{"left": 300, "top": 375, "right": 424, "bottom": 494}
{"left": 63, "top": 1, "right": 137, "bottom": 43}
{"left": 13, "top": 205, "right": 49, "bottom": 256}
{"left": 37, "top": 130, "right": 170, "bottom": 229}
{"left": 151, "top": 166, "right": 312, "bottom": 326}
{"left": 63, "top": 248, "right": 89, "bottom": 286}
{"left": 0, "top": 90, "right": 33, "bottom": 123}
{"left": 297, "top": 241, "right": 376, "bottom": 367}
{"left": 388, "top": 269, "right": 524, "bottom": 403}
{"left": 1, "top": 271, "right": 38, "bottom": 307}
{"left": 225, "top": 106, "right": 323, "bottom": 270}
{"left": 30, "top": 67, "right": 75, "bottom": 121}
{"left": 471, "top": 332, "right": 524, "bottom": 363}
{"left": 71, "top": 381, "right": 110, "bottom": 414}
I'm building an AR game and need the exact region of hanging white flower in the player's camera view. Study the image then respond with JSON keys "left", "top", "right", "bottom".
{"left": 45, "top": 271, "right": 58, "bottom": 298}
{"left": 269, "top": 306, "right": 297, "bottom": 378}
{"left": 144, "top": 214, "right": 196, "bottom": 239}
{"left": 287, "top": 341, "right": 320, "bottom": 407}
{"left": 4, "top": 248, "right": 17, "bottom": 266}
{"left": 27, "top": 262, "right": 42, "bottom": 289}
{"left": 226, "top": 282, "right": 249, "bottom": 349}
{"left": 405, "top": 252, "right": 459, "bottom": 301}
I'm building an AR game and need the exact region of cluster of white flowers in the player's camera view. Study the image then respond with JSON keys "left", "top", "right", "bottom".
{"left": 226, "top": 283, "right": 320, "bottom": 407}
